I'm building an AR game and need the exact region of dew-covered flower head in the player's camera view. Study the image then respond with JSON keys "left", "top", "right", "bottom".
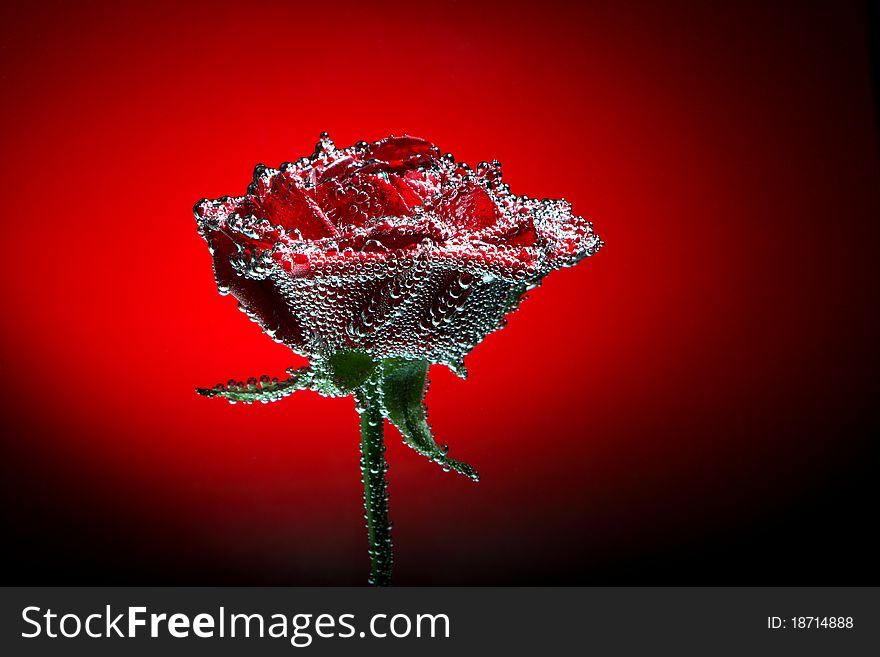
{"left": 194, "top": 133, "right": 602, "bottom": 370}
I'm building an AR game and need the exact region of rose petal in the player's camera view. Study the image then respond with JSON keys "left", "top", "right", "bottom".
{"left": 367, "top": 135, "right": 434, "bottom": 162}
{"left": 315, "top": 172, "right": 411, "bottom": 228}
{"left": 206, "top": 226, "right": 307, "bottom": 349}
{"left": 388, "top": 170, "right": 442, "bottom": 209}
{"left": 480, "top": 214, "right": 539, "bottom": 247}
{"left": 316, "top": 155, "right": 360, "bottom": 184}
{"left": 504, "top": 225, "right": 538, "bottom": 246}
{"left": 194, "top": 195, "right": 255, "bottom": 230}
{"left": 252, "top": 172, "right": 337, "bottom": 239}
{"left": 432, "top": 181, "right": 500, "bottom": 232}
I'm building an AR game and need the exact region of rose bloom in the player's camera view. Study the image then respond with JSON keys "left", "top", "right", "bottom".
{"left": 194, "top": 134, "right": 602, "bottom": 371}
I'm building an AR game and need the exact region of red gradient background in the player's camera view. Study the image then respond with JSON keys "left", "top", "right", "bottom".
{"left": 2, "top": 0, "right": 877, "bottom": 584}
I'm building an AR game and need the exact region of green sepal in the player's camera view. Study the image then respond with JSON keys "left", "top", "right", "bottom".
{"left": 195, "top": 366, "right": 313, "bottom": 404}
{"left": 325, "top": 351, "right": 377, "bottom": 392}
{"left": 380, "top": 358, "right": 480, "bottom": 482}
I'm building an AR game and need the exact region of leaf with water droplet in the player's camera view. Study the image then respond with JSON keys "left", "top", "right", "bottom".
{"left": 380, "top": 358, "right": 479, "bottom": 481}
{"left": 195, "top": 366, "right": 313, "bottom": 404}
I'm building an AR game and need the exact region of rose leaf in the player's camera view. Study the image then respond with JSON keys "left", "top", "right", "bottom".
{"left": 380, "top": 358, "right": 480, "bottom": 482}
{"left": 195, "top": 367, "right": 313, "bottom": 404}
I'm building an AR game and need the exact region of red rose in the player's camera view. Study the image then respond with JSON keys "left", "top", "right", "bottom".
{"left": 194, "top": 133, "right": 602, "bottom": 371}
{"left": 195, "top": 133, "right": 604, "bottom": 585}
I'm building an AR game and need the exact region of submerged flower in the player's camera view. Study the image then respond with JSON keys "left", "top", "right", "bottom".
{"left": 194, "top": 133, "right": 603, "bottom": 584}
{"left": 194, "top": 133, "right": 601, "bottom": 371}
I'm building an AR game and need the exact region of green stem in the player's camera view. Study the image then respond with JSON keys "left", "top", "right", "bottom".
{"left": 356, "top": 381, "right": 392, "bottom": 586}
